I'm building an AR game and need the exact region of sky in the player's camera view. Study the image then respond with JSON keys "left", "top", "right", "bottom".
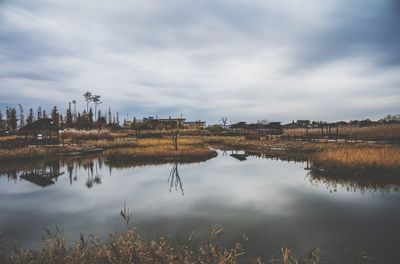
{"left": 0, "top": 0, "right": 399, "bottom": 124}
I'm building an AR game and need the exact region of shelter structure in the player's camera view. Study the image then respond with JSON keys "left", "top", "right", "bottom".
{"left": 20, "top": 118, "right": 60, "bottom": 145}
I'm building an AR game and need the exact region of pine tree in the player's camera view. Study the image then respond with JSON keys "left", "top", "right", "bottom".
{"left": 51, "top": 106, "right": 60, "bottom": 125}
{"left": 65, "top": 106, "right": 73, "bottom": 128}
{"left": 108, "top": 107, "right": 112, "bottom": 124}
{"left": 18, "top": 104, "right": 25, "bottom": 128}
{"left": 88, "top": 108, "right": 94, "bottom": 126}
{"left": 59, "top": 114, "right": 64, "bottom": 129}
{"left": 26, "top": 108, "right": 34, "bottom": 125}
{"left": 6, "top": 107, "right": 18, "bottom": 131}
{"left": 37, "top": 106, "right": 42, "bottom": 120}
{"left": 42, "top": 109, "right": 47, "bottom": 119}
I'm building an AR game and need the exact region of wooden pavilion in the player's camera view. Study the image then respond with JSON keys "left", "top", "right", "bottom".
{"left": 20, "top": 118, "right": 60, "bottom": 145}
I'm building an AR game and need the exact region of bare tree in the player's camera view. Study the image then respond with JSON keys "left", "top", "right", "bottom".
{"left": 171, "top": 118, "right": 181, "bottom": 151}
{"left": 220, "top": 117, "right": 228, "bottom": 128}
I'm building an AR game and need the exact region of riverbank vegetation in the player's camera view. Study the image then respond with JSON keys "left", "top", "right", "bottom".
{"left": 312, "top": 146, "right": 400, "bottom": 175}
{"left": 106, "top": 138, "right": 217, "bottom": 163}
{"left": 0, "top": 224, "right": 320, "bottom": 264}
{"left": 0, "top": 145, "right": 83, "bottom": 161}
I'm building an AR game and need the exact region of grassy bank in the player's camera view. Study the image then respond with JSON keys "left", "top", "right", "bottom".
{"left": 312, "top": 146, "right": 400, "bottom": 175}
{"left": 0, "top": 145, "right": 84, "bottom": 161}
{"left": 0, "top": 226, "right": 320, "bottom": 264}
{"left": 107, "top": 146, "right": 217, "bottom": 163}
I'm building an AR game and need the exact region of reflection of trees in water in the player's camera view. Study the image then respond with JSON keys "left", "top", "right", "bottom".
{"left": 168, "top": 163, "right": 184, "bottom": 196}
{"left": 62, "top": 157, "right": 104, "bottom": 189}
{"left": 308, "top": 169, "right": 400, "bottom": 194}
{"left": 0, "top": 160, "right": 64, "bottom": 187}
{"left": 85, "top": 159, "right": 103, "bottom": 189}
{"left": 0, "top": 156, "right": 105, "bottom": 188}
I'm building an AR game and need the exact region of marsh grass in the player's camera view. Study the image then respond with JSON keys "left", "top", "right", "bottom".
{"left": 106, "top": 146, "right": 217, "bottom": 163}
{"left": 0, "top": 145, "right": 84, "bottom": 161}
{"left": 0, "top": 220, "right": 320, "bottom": 264}
{"left": 313, "top": 146, "right": 400, "bottom": 169}
{"left": 0, "top": 146, "right": 50, "bottom": 160}
{"left": 61, "top": 129, "right": 134, "bottom": 142}
{"left": 312, "top": 146, "right": 400, "bottom": 175}
{"left": 86, "top": 138, "right": 138, "bottom": 149}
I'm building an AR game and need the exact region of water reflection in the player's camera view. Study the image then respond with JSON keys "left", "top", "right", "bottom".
{"left": 0, "top": 157, "right": 106, "bottom": 189}
{"left": 0, "top": 160, "right": 64, "bottom": 187}
{"left": 229, "top": 150, "right": 400, "bottom": 194}
{"left": 1, "top": 151, "right": 400, "bottom": 263}
{"left": 20, "top": 160, "right": 64, "bottom": 187}
{"left": 168, "top": 163, "right": 184, "bottom": 195}
{"left": 1, "top": 151, "right": 399, "bottom": 195}
{"left": 308, "top": 169, "right": 400, "bottom": 194}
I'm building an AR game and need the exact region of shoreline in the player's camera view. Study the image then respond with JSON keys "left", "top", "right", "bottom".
{"left": 1, "top": 136, "right": 399, "bottom": 177}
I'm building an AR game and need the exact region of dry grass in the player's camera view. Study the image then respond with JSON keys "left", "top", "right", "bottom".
{"left": 0, "top": 145, "right": 87, "bottom": 161}
{"left": 86, "top": 138, "right": 138, "bottom": 149}
{"left": 136, "top": 137, "right": 206, "bottom": 148}
{"left": 283, "top": 124, "right": 400, "bottom": 139}
{"left": 0, "top": 135, "right": 23, "bottom": 143}
{"left": 0, "top": 225, "right": 319, "bottom": 264}
{"left": 61, "top": 129, "right": 134, "bottom": 141}
{"left": 313, "top": 146, "right": 400, "bottom": 173}
{"left": 107, "top": 146, "right": 217, "bottom": 163}
{"left": 0, "top": 146, "right": 50, "bottom": 160}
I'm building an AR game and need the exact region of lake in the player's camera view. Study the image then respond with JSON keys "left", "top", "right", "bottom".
{"left": 0, "top": 150, "right": 399, "bottom": 263}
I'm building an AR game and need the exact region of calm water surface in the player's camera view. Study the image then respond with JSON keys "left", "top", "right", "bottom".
{"left": 0, "top": 150, "right": 399, "bottom": 263}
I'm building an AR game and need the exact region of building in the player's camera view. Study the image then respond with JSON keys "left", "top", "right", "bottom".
{"left": 142, "top": 117, "right": 185, "bottom": 130}
{"left": 182, "top": 121, "right": 206, "bottom": 130}
{"left": 20, "top": 118, "right": 60, "bottom": 145}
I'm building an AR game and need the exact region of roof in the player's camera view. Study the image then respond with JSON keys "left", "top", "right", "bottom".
{"left": 20, "top": 118, "right": 59, "bottom": 131}
{"left": 230, "top": 122, "right": 247, "bottom": 129}
{"left": 263, "top": 122, "right": 282, "bottom": 129}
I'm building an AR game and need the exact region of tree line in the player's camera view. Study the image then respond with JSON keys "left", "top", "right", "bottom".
{"left": 0, "top": 91, "right": 123, "bottom": 132}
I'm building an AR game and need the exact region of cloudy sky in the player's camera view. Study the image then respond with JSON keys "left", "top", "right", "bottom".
{"left": 0, "top": 0, "right": 399, "bottom": 123}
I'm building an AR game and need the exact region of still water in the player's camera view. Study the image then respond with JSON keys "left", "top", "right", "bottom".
{"left": 0, "top": 150, "right": 399, "bottom": 263}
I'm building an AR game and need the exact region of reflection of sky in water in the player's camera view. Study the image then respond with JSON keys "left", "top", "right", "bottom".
{"left": 0, "top": 152, "right": 400, "bottom": 263}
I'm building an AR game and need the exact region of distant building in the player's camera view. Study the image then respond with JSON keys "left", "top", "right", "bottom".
{"left": 20, "top": 118, "right": 60, "bottom": 145}
{"left": 182, "top": 121, "right": 206, "bottom": 130}
{"left": 142, "top": 117, "right": 185, "bottom": 130}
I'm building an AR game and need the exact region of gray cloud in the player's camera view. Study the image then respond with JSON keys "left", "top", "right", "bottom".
{"left": 0, "top": 0, "right": 399, "bottom": 123}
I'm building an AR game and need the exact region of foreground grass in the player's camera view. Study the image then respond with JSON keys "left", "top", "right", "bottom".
{"left": 0, "top": 226, "right": 320, "bottom": 264}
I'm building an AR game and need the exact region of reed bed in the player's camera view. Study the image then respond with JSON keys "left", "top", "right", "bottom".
{"left": 283, "top": 124, "right": 400, "bottom": 139}
{"left": 0, "top": 146, "right": 50, "bottom": 160}
{"left": 136, "top": 137, "right": 206, "bottom": 148}
{"left": 312, "top": 146, "right": 400, "bottom": 174}
{"left": 86, "top": 138, "right": 138, "bottom": 149}
{"left": 0, "top": 226, "right": 319, "bottom": 264}
{"left": 61, "top": 129, "right": 131, "bottom": 141}
{"left": 0, "top": 145, "right": 85, "bottom": 161}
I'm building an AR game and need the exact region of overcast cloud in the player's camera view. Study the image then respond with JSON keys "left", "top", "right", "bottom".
{"left": 0, "top": 0, "right": 399, "bottom": 123}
